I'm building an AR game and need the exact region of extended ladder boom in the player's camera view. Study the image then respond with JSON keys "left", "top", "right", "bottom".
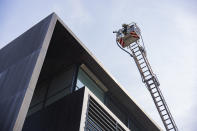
{"left": 129, "top": 42, "right": 178, "bottom": 131}
{"left": 114, "top": 23, "right": 178, "bottom": 131}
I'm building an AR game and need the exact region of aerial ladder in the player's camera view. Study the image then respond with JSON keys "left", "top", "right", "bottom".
{"left": 113, "top": 23, "right": 178, "bottom": 131}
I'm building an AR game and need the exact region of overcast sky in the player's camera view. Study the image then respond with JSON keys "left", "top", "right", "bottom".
{"left": 0, "top": 0, "right": 197, "bottom": 130}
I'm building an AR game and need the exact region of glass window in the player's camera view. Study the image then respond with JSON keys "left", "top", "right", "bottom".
{"left": 27, "top": 81, "right": 48, "bottom": 116}
{"left": 27, "top": 65, "right": 75, "bottom": 116}
{"left": 45, "top": 66, "right": 74, "bottom": 107}
{"left": 30, "top": 82, "right": 48, "bottom": 106}
{"left": 45, "top": 88, "right": 70, "bottom": 106}
{"left": 77, "top": 68, "right": 105, "bottom": 103}
{"left": 47, "top": 67, "right": 73, "bottom": 98}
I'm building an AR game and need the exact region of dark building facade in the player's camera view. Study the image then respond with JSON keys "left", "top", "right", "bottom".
{"left": 0, "top": 13, "right": 161, "bottom": 131}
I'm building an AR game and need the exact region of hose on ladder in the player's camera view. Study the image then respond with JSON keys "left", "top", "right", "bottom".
{"left": 116, "top": 41, "right": 133, "bottom": 57}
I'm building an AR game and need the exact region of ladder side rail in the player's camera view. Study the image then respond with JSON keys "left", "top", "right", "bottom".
{"left": 143, "top": 56, "right": 178, "bottom": 130}
{"left": 129, "top": 43, "right": 178, "bottom": 131}
{"left": 132, "top": 55, "right": 146, "bottom": 82}
{"left": 142, "top": 55, "right": 154, "bottom": 76}
{"left": 129, "top": 44, "right": 151, "bottom": 82}
{"left": 134, "top": 42, "right": 155, "bottom": 75}
{"left": 130, "top": 43, "right": 170, "bottom": 130}
{"left": 155, "top": 85, "right": 178, "bottom": 131}
{"left": 142, "top": 61, "right": 178, "bottom": 130}
{"left": 129, "top": 43, "right": 146, "bottom": 82}
{"left": 129, "top": 43, "right": 154, "bottom": 81}
{"left": 146, "top": 79, "right": 177, "bottom": 131}
{"left": 155, "top": 85, "right": 178, "bottom": 130}
{"left": 145, "top": 82, "right": 170, "bottom": 130}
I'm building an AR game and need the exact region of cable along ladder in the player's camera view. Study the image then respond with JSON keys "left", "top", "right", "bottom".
{"left": 113, "top": 23, "right": 178, "bottom": 131}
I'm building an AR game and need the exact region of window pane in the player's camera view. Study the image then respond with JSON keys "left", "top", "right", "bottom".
{"left": 27, "top": 103, "right": 43, "bottom": 116}
{"left": 30, "top": 82, "right": 48, "bottom": 108}
{"left": 47, "top": 67, "right": 74, "bottom": 98}
{"left": 77, "top": 68, "right": 105, "bottom": 102}
{"left": 45, "top": 88, "right": 70, "bottom": 107}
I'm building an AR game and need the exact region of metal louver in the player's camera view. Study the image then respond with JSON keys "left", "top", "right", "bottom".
{"left": 85, "top": 96, "right": 126, "bottom": 131}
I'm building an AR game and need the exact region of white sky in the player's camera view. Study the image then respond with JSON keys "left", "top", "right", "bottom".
{"left": 0, "top": 0, "right": 197, "bottom": 130}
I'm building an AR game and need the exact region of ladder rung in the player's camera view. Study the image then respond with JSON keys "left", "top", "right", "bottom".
{"left": 134, "top": 50, "right": 140, "bottom": 53}
{"left": 157, "top": 100, "right": 162, "bottom": 103}
{"left": 151, "top": 86, "right": 156, "bottom": 90}
{"left": 143, "top": 70, "right": 149, "bottom": 73}
{"left": 164, "top": 118, "right": 170, "bottom": 121}
{"left": 149, "top": 82, "right": 154, "bottom": 86}
{"left": 136, "top": 54, "right": 142, "bottom": 57}
{"left": 160, "top": 109, "right": 165, "bottom": 112}
{"left": 152, "top": 91, "right": 158, "bottom": 94}
{"left": 168, "top": 128, "right": 174, "bottom": 130}
{"left": 147, "top": 77, "right": 153, "bottom": 81}
{"left": 154, "top": 95, "right": 160, "bottom": 99}
{"left": 141, "top": 66, "right": 147, "bottom": 69}
{"left": 145, "top": 78, "right": 153, "bottom": 82}
{"left": 138, "top": 57, "right": 143, "bottom": 61}
{"left": 144, "top": 74, "right": 151, "bottom": 78}
{"left": 131, "top": 43, "right": 137, "bottom": 47}
{"left": 139, "top": 61, "right": 145, "bottom": 65}
{"left": 166, "top": 122, "right": 172, "bottom": 126}
{"left": 162, "top": 113, "right": 168, "bottom": 117}
{"left": 132, "top": 46, "right": 139, "bottom": 50}
{"left": 158, "top": 104, "right": 163, "bottom": 108}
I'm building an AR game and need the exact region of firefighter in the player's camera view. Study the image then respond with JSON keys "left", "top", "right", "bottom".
{"left": 122, "top": 24, "right": 128, "bottom": 35}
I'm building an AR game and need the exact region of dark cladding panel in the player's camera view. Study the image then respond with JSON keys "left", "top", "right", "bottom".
{"left": 0, "top": 50, "right": 40, "bottom": 131}
{"left": 0, "top": 14, "right": 53, "bottom": 72}
{"left": 0, "top": 14, "right": 54, "bottom": 131}
{"left": 23, "top": 88, "right": 85, "bottom": 131}
{"left": 0, "top": 50, "right": 40, "bottom": 100}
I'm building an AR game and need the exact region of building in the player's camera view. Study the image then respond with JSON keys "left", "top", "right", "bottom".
{"left": 0, "top": 13, "right": 161, "bottom": 131}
